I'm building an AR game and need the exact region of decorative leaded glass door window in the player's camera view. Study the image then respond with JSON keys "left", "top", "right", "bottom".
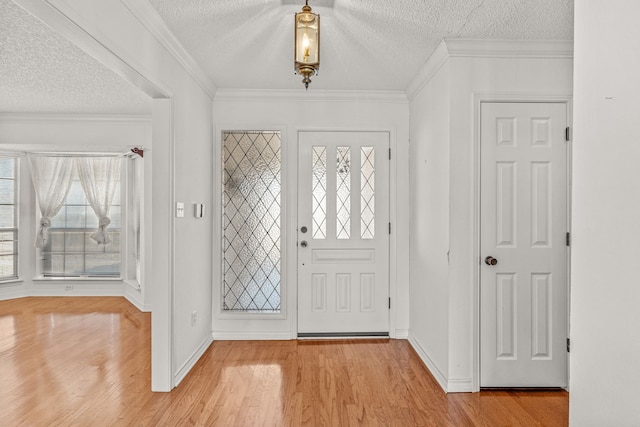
{"left": 222, "top": 131, "right": 281, "bottom": 312}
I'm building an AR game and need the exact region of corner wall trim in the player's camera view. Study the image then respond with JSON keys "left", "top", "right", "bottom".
{"left": 120, "top": 0, "right": 217, "bottom": 98}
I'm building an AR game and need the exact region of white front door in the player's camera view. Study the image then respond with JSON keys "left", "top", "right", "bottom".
{"left": 297, "top": 131, "right": 390, "bottom": 335}
{"left": 480, "top": 102, "right": 569, "bottom": 387}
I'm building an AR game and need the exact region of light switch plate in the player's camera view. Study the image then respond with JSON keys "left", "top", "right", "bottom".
{"left": 194, "top": 203, "right": 205, "bottom": 218}
{"left": 176, "top": 202, "right": 185, "bottom": 218}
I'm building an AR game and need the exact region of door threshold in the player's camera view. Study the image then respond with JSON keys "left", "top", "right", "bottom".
{"left": 480, "top": 387, "right": 567, "bottom": 392}
{"left": 297, "top": 332, "right": 389, "bottom": 339}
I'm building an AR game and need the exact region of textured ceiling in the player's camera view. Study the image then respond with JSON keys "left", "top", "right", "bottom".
{"left": 0, "top": 0, "right": 573, "bottom": 115}
{"left": 148, "top": 0, "right": 574, "bottom": 91}
{"left": 0, "top": 0, "right": 151, "bottom": 115}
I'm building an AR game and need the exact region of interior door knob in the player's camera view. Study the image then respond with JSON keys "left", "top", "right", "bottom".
{"left": 485, "top": 256, "right": 498, "bottom": 266}
{"left": 300, "top": 241, "right": 308, "bottom": 248}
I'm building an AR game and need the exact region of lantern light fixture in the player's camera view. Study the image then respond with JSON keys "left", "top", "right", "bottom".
{"left": 294, "top": 0, "right": 320, "bottom": 90}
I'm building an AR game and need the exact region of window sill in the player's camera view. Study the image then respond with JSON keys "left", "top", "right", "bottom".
{"left": 0, "top": 278, "right": 23, "bottom": 286}
{"left": 33, "top": 276, "right": 123, "bottom": 283}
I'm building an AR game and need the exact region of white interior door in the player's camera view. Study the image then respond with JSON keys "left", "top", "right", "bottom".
{"left": 297, "top": 131, "right": 389, "bottom": 335}
{"left": 480, "top": 102, "right": 569, "bottom": 387}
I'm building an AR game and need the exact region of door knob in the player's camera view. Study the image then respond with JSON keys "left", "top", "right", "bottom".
{"left": 484, "top": 256, "right": 498, "bottom": 266}
{"left": 300, "top": 226, "right": 308, "bottom": 233}
{"left": 300, "top": 241, "right": 308, "bottom": 248}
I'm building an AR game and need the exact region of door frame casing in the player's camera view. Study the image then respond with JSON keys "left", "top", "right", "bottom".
{"left": 294, "top": 126, "right": 399, "bottom": 338}
{"left": 211, "top": 125, "right": 400, "bottom": 340}
{"left": 472, "top": 92, "right": 573, "bottom": 391}
{"left": 295, "top": 129, "right": 393, "bottom": 335}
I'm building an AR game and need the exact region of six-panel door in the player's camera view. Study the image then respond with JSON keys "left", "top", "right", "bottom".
{"left": 480, "top": 102, "right": 569, "bottom": 387}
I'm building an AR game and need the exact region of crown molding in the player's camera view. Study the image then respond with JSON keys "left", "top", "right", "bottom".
{"left": 444, "top": 39, "right": 573, "bottom": 59}
{"left": 405, "top": 40, "right": 450, "bottom": 102}
{"left": 120, "top": 0, "right": 217, "bottom": 99}
{"left": 214, "top": 89, "right": 408, "bottom": 104}
{"left": 405, "top": 38, "right": 574, "bottom": 102}
{"left": 0, "top": 113, "right": 152, "bottom": 125}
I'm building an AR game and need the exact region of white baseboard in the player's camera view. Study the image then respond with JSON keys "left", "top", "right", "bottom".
{"left": 174, "top": 335, "right": 214, "bottom": 387}
{"left": 447, "top": 377, "right": 474, "bottom": 393}
{"left": 408, "top": 334, "right": 448, "bottom": 393}
{"left": 124, "top": 284, "right": 151, "bottom": 312}
{"left": 0, "top": 287, "right": 28, "bottom": 300}
{"left": 29, "top": 281, "right": 124, "bottom": 297}
{"left": 212, "top": 331, "right": 294, "bottom": 341}
{"left": 394, "top": 329, "right": 409, "bottom": 339}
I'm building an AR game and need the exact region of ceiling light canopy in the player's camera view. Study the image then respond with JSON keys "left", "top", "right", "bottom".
{"left": 294, "top": 1, "right": 320, "bottom": 90}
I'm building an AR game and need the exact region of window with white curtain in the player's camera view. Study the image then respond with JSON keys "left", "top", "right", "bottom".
{"left": 41, "top": 169, "right": 122, "bottom": 278}
{"left": 0, "top": 157, "right": 18, "bottom": 281}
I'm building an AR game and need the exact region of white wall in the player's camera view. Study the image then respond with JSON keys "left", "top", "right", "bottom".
{"left": 407, "top": 40, "right": 573, "bottom": 392}
{"left": 212, "top": 90, "right": 410, "bottom": 339}
{"left": 407, "top": 56, "right": 452, "bottom": 389}
{"left": 0, "top": 114, "right": 152, "bottom": 311}
{"left": 570, "top": 1, "right": 640, "bottom": 425}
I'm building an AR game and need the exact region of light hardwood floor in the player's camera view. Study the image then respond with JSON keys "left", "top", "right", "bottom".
{"left": 0, "top": 297, "right": 568, "bottom": 426}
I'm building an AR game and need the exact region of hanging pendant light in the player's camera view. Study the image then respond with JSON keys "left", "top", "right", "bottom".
{"left": 294, "top": 0, "right": 320, "bottom": 90}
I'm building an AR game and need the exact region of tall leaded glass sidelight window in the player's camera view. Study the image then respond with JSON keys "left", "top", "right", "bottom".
{"left": 222, "top": 131, "right": 282, "bottom": 312}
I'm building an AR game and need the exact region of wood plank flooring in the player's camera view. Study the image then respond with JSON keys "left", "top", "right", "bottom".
{"left": 0, "top": 297, "right": 568, "bottom": 426}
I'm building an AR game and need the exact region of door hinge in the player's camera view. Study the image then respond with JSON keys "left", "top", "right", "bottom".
{"left": 565, "top": 127, "right": 570, "bottom": 142}
{"left": 566, "top": 232, "right": 571, "bottom": 247}
{"left": 389, "top": 148, "right": 392, "bottom": 160}
{"left": 566, "top": 338, "right": 571, "bottom": 353}
{"left": 389, "top": 222, "right": 391, "bottom": 234}
{"left": 388, "top": 297, "right": 391, "bottom": 309}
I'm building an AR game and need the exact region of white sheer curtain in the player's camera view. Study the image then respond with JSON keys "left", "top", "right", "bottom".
{"left": 76, "top": 157, "right": 122, "bottom": 245}
{"left": 27, "top": 156, "right": 75, "bottom": 248}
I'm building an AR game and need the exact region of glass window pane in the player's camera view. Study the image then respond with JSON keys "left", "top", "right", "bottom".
{"left": 0, "top": 255, "right": 15, "bottom": 277}
{"left": 0, "top": 240, "right": 15, "bottom": 256}
{"left": 0, "top": 158, "right": 15, "bottom": 179}
{"left": 64, "top": 254, "right": 84, "bottom": 276}
{"left": 222, "top": 131, "right": 281, "bottom": 312}
{"left": 85, "top": 254, "right": 120, "bottom": 276}
{"left": 0, "top": 231, "right": 15, "bottom": 242}
{"left": 336, "top": 146, "right": 351, "bottom": 239}
{"left": 109, "top": 230, "right": 120, "bottom": 249}
{"left": 40, "top": 158, "right": 121, "bottom": 278}
{"left": 48, "top": 230, "right": 65, "bottom": 252}
{"left": 50, "top": 207, "right": 66, "bottom": 228}
{"left": 66, "top": 180, "right": 86, "bottom": 205}
{"left": 65, "top": 206, "right": 87, "bottom": 228}
{"left": 0, "top": 205, "right": 14, "bottom": 228}
{"left": 85, "top": 210, "right": 99, "bottom": 229}
{"left": 311, "top": 146, "right": 327, "bottom": 239}
{"left": 65, "top": 231, "right": 85, "bottom": 252}
{"left": 0, "top": 179, "right": 15, "bottom": 204}
{"left": 361, "top": 147, "right": 376, "bottom": 239}
{"left": 49, "top": 255, "right": 64, "bottom": 275}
